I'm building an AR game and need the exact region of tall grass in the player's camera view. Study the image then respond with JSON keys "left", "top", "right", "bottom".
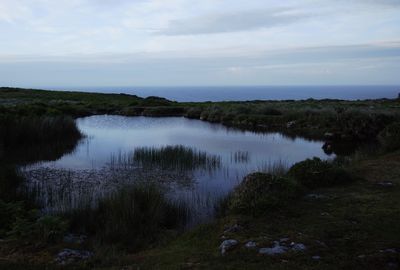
{"left": 110, "top": 145, "right": 221, "bottom": 172}
{"left": 65, "top": 183, "right": 189, "bottom": 250}
{"left": 0, "top": 115, "right": 81, "bottom": 147}
{"left": 257, "top": 159, "right": 289, "bottom": 176}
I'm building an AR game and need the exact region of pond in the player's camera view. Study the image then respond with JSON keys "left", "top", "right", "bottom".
{"left": 21, "top": 115, "right": 333, "bottom": 224}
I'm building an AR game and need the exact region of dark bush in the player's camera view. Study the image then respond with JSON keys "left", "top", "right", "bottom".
{"left": 288, "top": 157, "right": 354, "bottom": 188}
{"left": 185, "top": 107, "right": 203, "bottom": 119}
{"left": 228, "top": 173, "right": 298, "bottom": 216}
{"left": 378, "top": 122, "right": 400, "bottom": 152}
{"left": 0, "top": 115, "right": 81, "bottom": 147}
{"left": 256, "top": 106, "right": 282, "bottom": 116}
{"left": 142, "top": 106, "right": 185, "bottom": 116}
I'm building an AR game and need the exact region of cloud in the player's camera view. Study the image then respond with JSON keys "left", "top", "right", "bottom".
{"left": 359, "top": 0, "right": 400, "bottom": 6}
{"left": 158, "top": 8, "right": 311, "bottom": 35}
{"left": 1, "top": 42, "right": 399, "bottom": 87}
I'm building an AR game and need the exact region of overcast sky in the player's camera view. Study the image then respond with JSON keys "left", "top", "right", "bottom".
{"left": 1, "top": 0, "right": 400, "bottom": 87}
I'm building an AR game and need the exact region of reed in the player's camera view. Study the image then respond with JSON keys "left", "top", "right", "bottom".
{"left": 66, "top": 183, "right": 189, "bottom": 250}
{"left": 110, "top": 145, "right": 221, "bottom": 172}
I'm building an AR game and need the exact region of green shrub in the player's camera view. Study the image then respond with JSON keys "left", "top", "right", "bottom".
{"left": 34, "top": 215, "right": 68, "bottom": 243}
{"left": 185, "top": 107, "right": 203, "bottom": 118}
{"left": 0, "top": 200, "right": 67, "bottom": 242}
{"left": 288, "top": 157, "right": 354, "bottom": 188}
{"left": 228, "top": 173, "right": 298, "bottom": 216}
{"left": 378, "top": 122, "right": 400, "bottom": 152}
{"left": 0, "top": 200, "right": 27, "bottom": 237}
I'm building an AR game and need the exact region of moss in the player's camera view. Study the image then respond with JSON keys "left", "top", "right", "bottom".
{"left": 228, "top": 173, "right": 299, "bottom": 216}
{"left": 288, "top": 157, "right": 355, "bottom": 188}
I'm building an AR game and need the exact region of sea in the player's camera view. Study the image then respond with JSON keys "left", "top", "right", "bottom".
{"left": 47, "top": 85, "right": 400, "bottom": 102}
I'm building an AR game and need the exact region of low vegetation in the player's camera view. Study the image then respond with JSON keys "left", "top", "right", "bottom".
{"left": 227, "top": 173, "right": 299, "bottom": 216}
{"left": 378, "top": 122, "right": 400, "bottom": 152}
{"left": 287, "top": 157, "right": 355, "bottom": 188}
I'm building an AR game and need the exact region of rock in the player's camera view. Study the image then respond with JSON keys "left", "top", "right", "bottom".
{"left": 324, "top": 132, "right": 335, "bottom": 139}
{"left": 286, "top": 121, "right": 296, "bottom": 128}
{"left": 224, "top": 224, "right": 242, "bottom": 234}
{"left": 63, "top": 233, "right": 87, "bottom": 244}
{"left": 304, "top": 193, "right": 328, "bottom": 200}
{"left": 279, "top": 237, "right": 290, "bottom": 243}
{"left": 312, "top": 255, "right": 321, "bottom": 260}
{"left": 245, "top": 241, "right": 257, "bottom": 249}
{"left": 259, "top": 242, "right": 288, "bottom": 256}
{"left": 377, "top": 181, "right": 395, "bottom": 188}
{"left": 291, "top": 243, "right": 307, "bottom": 252}
{"left": 220, "top": 239, "right": 239, "bottom": 255}
{"left": 380, "top": 248, "right": 398, "bottom": 254}
{"left": 56, "top": 249, "right": 93, "bottom": 265}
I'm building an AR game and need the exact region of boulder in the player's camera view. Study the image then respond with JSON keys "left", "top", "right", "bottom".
{"left": 259, "top": 242, "right": 288, "bottom": 256}
{"left": 220, "top": 239, "right": 239, "bottom": 255}
{"left": 245, "top": 241, "right": 257, "bottom": 249}
{"left": 56, "top": 249, "right": 93, "bottom": 265}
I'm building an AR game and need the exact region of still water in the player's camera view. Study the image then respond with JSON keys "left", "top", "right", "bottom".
{"left": 22, "top": 115, "right": 332, "bottom": 223}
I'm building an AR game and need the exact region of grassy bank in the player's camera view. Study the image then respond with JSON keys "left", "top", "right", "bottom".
{"left": 133, "top": 154, "right": 400, "bottom": 269}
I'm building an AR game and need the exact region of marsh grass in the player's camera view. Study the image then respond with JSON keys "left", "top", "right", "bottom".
{"left": 0, "top": 115, "right": 81, "bottom": 147}
{"left": 110, "top": 145, "right": 221, "bottom": 172}
{"left": 257, "top": 159, "right": 290, "bottom": 176}
{"left": 65, "top": 183, "right": 189, "bottom": 250}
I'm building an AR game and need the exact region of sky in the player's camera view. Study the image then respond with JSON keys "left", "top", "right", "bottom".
{"left": 0, "top": 0, "right": 400, "bottom": 87}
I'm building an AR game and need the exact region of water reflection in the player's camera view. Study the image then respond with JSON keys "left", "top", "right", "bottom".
{"left": 21, "top": 115, "right": 333, "bottom": 223}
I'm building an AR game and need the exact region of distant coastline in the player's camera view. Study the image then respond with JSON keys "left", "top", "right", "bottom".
{"left": 35, "top": 85, "right": 400, "bottom": 102}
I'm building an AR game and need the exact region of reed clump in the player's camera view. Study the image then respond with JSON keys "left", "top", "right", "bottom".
{"left": 66, "top": 184, "right": 189, "bottom": 250}
{"left": 131, "top": 145, "right": 221, "bottom": 171}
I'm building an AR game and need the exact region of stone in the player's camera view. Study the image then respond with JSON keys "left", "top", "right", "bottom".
{"left": 324, "top": 132, "right": 335, "bottom": 139}
{"left": 380, "top": 248, "right": 398, "bottom": 254}
{"left": 279, "top": 237, "right": 290, "bottom": 243}
{"left": 220, "top": 239, "right": 239, "bottom": 255}
{"left": 56, "top": 249, "right": 93, "bottom": 265}
{"left": 245, "top": 241, "right": 257, "bottom": 249}
{"left": 291, "top": 243, "right": 307, "bottom": 252}
{"left": 304, "top": 193, "right": 328, "bottom": 200}
{"left": 259, "top": 242, "right": 288, "bottom": 256}
{"left": 63, "top": 233, "right": 87, "bottom": 244}
{"left": 377, "top": 181, "right": 395, "bottom": 188}
{"left": 286, "top": 121, "right": 296, "bottom": 128}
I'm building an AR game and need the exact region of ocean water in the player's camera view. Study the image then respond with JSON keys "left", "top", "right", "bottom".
{"left": 49, "top": 85, "right": 400, "bottom": 102}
